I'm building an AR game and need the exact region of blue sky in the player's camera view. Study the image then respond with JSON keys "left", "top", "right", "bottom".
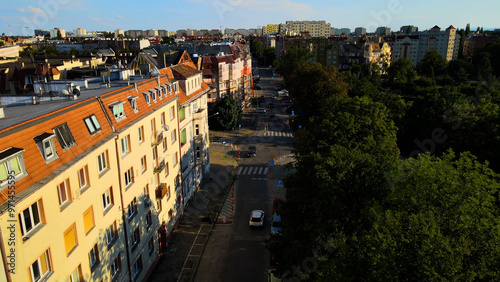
{"left": 0, "top": 0, "right": 498, "bottom": 36}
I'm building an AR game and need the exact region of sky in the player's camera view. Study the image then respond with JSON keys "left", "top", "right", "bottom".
{"left": 0, "top": 0, "right": 499, "bottom": 36}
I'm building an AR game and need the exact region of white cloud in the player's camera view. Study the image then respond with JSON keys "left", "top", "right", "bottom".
{"left": 27, "top": 6, "right": 47, "bottom": 15}
{"left": 17, "top": 8, "right": 26, "bottom": 12}
{"left": 116, "top": 15, "right": 124, "bottom": 19}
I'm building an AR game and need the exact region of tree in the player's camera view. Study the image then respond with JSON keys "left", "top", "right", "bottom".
{"left": 387, "top": 58, "right": 417, "bottom": 87}
{"left": 262, "top": 47, "right": 276, "bottom": 66}
{"left": 417, "top": 49, "right": 447, "bottom": 78}
{"left": 161, "top": 36, "right": 175, "bottom": 45}
{"left": 275, "top": 96, "right": 400, "bottom": 278}
{"left": 102, "top": 31, "right": 114, "bottom": 38}
{"left": 275, "top": 46, "right": 312, "bottom": 82}
{"left": 69, "top": 47, "right": 79, "bottom": 56}
{"left": 287, "top": 63, "right": 348, "bottom": 119}
{"left": 447, "top": 59, "right": 472, "bottom": 84}
{"left": 319, "top": 151, "right": 500, "bottom": 281}
{"left": 250, "top": 39, "right": 264, "bottom": 61}
{"left": 211, "top": 96, "right": 242, "bottom": 130}
{"left": 56, "top": 30, "right": 63, "bottom": 40}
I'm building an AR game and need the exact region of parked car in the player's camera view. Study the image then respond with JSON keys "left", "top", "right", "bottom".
{"left": 247, "top": 145, "right": 256, "bottom": 157}
{"left": 271, "top": 93, "right": 277, "bottom": 99}
{"left": 253, "top": 74, "right": 260, "bottom": 81}
{"left": 278, "top": 90, "right": 289, "bottom": 97}
{"left": 254, "top": 83, "right": 261, "bottom": 90}
{"left": 274, "top": 84, "right": 284, "bottom": 91}
{"left": 249, "top": 210, "right": 265, "bottom": 227}
{"left": 268, "top": 102, "right": 275, "bottom": 108}
{"left": 271, "top": 214, "right": 283, "bottom": 235}
{"left": 255, "top": 108, "right": 266, "bottom": 113}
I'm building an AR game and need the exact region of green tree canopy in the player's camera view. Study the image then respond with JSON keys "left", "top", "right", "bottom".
{"left": 417, "top": 49, "right": 448, "bottom": 78}
{"left": 276, "top": 46, "right": 312, "bottom": 82}
{"left": 211, "top": 96, "right": 242, "bottom": 130}
{"left": 250, "top": 39, "right": 264, "bottom": 60}
{"left": 387, "top": 58, "right": 417, "bottom": 87}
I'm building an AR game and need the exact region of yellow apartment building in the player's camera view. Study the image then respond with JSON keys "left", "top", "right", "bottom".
{"left": 0, "top": 61, "right": 208, "bottom": 281}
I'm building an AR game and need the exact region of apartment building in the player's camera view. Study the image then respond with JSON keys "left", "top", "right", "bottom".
{"left": 279, "top": 21, "right": 331, "bottom": 37}
{"left": 0, "top": 62, "right": 208, "bottom": 281}
{"left": 262, "top": 24, "right": 279, "bottom": 35}
{"left": 393, "top": 25, "right": 460, "bottom": 67}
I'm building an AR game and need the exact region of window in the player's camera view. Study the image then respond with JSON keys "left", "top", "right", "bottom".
{"left": 151, "top": 91, "right": 157, "bottom": 103}
{"left": 120, "top": 135, "right": 131, "bottom": 156}
{"left": 83, "top": 206, "right": 95, "bottom": 235}
{"left": 102, "top": 188, "right": 113, "bottom": 211}
{"left": 124, "top": 168, "right": 134, "bottom": 187}
{"left": 171, "top": 129, "right": 177, "bottom": 144}
{"left": 88, "top": 243, "right": 100, "bottom": 270}
{"left": 33, "top": 133, "right": 58, "bottom": 162}
{"left": 157, "top": 89, "right": 162, "bottom": 100}
{"left": 165, "top": 162, "right": 169, "bottom": 177}
{"left": 156, "top": 199, "right": 162, "bottom": 212}
{"left": 64, "top": 223, "right": 78, "bottom": 255}
{"left": 57, "top": 179, "right": 72, "bottom": 207}
{"left": 19, "top": 200, "right": 42, "bottom": 237}
{"left": 141, "top": 156, "right": 147, "bottom": 173}
{"left": 173, "top": 152, "right": 178, "bottom": 166}
{"left": 151, "top": 118, "right": 156, "bottom": 135}
{"left": 167, "top": 185, "right": 171, "bottom": 199}
{"left": 70, "top": 265, "right": 82, "bottom": 282}
{"left": 127, "top": 198, "right": 137, "bottom": 219}
{"left": 83, "top": 115, "right": 101, "bottom": 135}
{"left": 162, "top": 138, "right": 167, "bottom": 152}
{"left": 29, "top": 249, "right": 52, "bottom": 282}
{"left": 179, "top": 107, "right": 185, "bottom": 121}
{"left": 130, "top": 227, "right": 140, "bottom": 249}
{"left": 169, "top": 106, "right": 175, "bottom": 120}
{"left": 132, "top": 256, "right": 143, "bottom": 278}
{"left": 195, "top": 124, "right": 199, "bottom": 135}
{"left": 97, "top": 150, "right": 109, "bottom": 174}
{"left": 0, "top": 148, "right": 28, "bottom": 188}
{"left": 161, "top": 112, "right": 165, "bottom": 126}
{"left": 148, "top": 236, "right": 155, "bottom": 255}
{"left": 78, "top": 165, "right": 90, "bottom": 190}
{"left": 109, "top": 102, "right": 126, "bottom": 121}
{"left": 129, "top": 96, "right": 139, "bottom": 112}
{"left": 53, "top": 123, "right": 76, "bottom": 150}
{"left": 138, "top": 126, "right": 144, "bottom": 144}
{"left": 146, "top": 211, "right": 152, "bottom": 228}
{"left": 143, "top": 92, "right": 151, "bottom": 105}
{"left": 105, "top": 221, "right": 118, "bottom": 246}
{"left": 110, "top": 254, "right": 121, "bottom": 278}
{"left": 180, "top": 129, "right": 187, "bottom": 146}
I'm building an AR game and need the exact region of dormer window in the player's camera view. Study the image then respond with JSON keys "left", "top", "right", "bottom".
{"left": 173, "top": 82, "right": 179, "bottom": 93}
{"left": 53, "top": 123, "right": 76, "bottom": 150}
{"left": 150, "top": 90, "right": 157, "bottom": 103}
{"left": 108, "top": 101, "right": 126, "bottom": 122}
{"left": 143, "top": 92, "right": 151, "bottom": 105}
{"left": 83, "top": 115, "right": 102, "bottom": 135}
{"left": 0, "top": 147, "right": 28, "bottom": 189}
{"left": 34, "top": 133, "right": 58, "bottom": 163}
{"left": 128, "top": 96, "right": 139, "bottom": 112}
{"left": 161, "top": 86, "right": 168, "bottom": 97}
{"left": 155, "top": 87, "right": 162, "bottom": 100}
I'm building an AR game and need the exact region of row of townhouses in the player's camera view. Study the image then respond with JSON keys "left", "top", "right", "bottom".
{"left": 0, "top": 52, "right": 210, "bottom": 281}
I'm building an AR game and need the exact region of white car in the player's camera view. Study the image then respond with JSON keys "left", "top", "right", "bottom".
{"left": 249, "top": 210, "right": 265, "bottom": 227}
{"left": 255, "top": 108, "right": 266, "bottom": 113}
{"left": 278, "top": 90, "right": 289, "bottom": 97}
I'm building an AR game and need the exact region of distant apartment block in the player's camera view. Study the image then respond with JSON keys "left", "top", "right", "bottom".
{"left": 279, "top": 21, "right": 331, "bottom": 37}
{"left": 115, "top": 29, "right": 125, "bottom": 38}
{"left": 74, "top": 28, "right": 86, "bottom": 36}
{"left": 355, "top": 27, "right": 367, "bottom": 36}
{"left": 262, "top": 24, "right": 279, "bottom": 35}
{"left": 393, "top": 25, "right": 460, "bottom": 66}
{"left": 400, "top": 25, "right": 418, "bottom": 34}
{"left": 376, "top": 27, "right": 391, "bottom": 36}
{"left": 49, "top": 28, "right": 66, "bottom": 38}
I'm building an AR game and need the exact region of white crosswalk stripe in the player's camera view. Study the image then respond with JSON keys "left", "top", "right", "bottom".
{"left": 237, "top": 166, "right": 270, "bottom": 176}
{"left": 263, "top": 131, "right": 293, "bottom": 137}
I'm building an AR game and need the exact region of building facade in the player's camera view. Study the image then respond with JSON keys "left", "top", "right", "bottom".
{"left": 279, "top": 21, "right": 331, "bottom": 37}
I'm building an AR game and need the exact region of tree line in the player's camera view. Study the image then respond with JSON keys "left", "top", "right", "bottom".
{"left": 269, "top": 40, "right": 500, "bottom": 280}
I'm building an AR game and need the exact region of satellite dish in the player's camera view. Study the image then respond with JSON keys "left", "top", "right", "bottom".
{"left": 163, "top": 125, "right": 169, "bottom": 131}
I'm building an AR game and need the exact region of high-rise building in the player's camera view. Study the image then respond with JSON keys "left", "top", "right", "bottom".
{"left": 279, "top": 20, "right": 331, "bottom": 37}
{"left": 375, "top": 27, "right": 391, "bottom": 36}
{"left": 355, "top": 27, "right": 366, "bottom": 36}
{"left": 262, "top": 24, "right": 279, "bottom": 35}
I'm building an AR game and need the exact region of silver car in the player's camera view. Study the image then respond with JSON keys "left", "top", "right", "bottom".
{"left": 249, "top": 210, "right": 265, "bottom": 227}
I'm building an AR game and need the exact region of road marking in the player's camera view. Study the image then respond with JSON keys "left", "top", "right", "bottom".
{"left": 237, "top": 167, "right": 243, "bottom": 175}
{"left": 242, "top": 167, "right": 249, "bottom": 175}
{"left": 258, "top": 167, "right": 263, "bottom": 174}
{"left": 263, "top": 167, "right": 268, "bottom": 174}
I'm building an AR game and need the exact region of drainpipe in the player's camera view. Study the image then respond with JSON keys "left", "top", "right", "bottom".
{"left": 114, "top": 135, "right": 133, "bottom": 282}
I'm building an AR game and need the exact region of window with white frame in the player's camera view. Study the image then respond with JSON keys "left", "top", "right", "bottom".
{"left": 109, "top": 102, "right": 126, "bottom": 121}
{"left": 138, "top": 126, "right": 144, "bottom": 144}
{"left": 120, "top": 135, "right": 131, "bottom": 156}
{"left": 78, "top": 165, "right": 90, "bottom": 190}
{"left": 69, "top": 265, "right": 82, "bottom": 282}
{"left": 141, "top": 156, "right": 147, "bottom": 173}
{"left": 127, "top": 197, "right": 137, "bottom": 219}
{"left": 129, "top": 96, "right": 139, "bottom": 112}
{"left": 88, "top": 243, "right": 100, "bottom": 270}
{"left": 151, "top": 90, "right": 157, "bottom": 103}
{"left": 97, "top": 150, "right": 109, "bottom": 174}
{"left": 102, "top": 188, "right": 113, "bottom": 211}
{"left": 143, "top": 92, "right": 151, "bottom": 105}
{"left": 173, "top": 152, "right": 178, "bottom": 166}
{"left": 83, "top": 115, "right": 101, "bottom": 135}
{"left": 105, "top": 221, "right": 118, "bottom": 246}
{"left": 53, "top": 123, "right": 76, "bottom": 150}
{"left": 110, "top": 254, "right": 121, "bottom": 278}
{"left": 169, "top": 106, "right": 175, "bottom": 120}
{"left": 57, "top": 179, "right": 72, "bottom": 207}
{"left": 124, "top": 168, "right": 133, "bottom": 187}
{"left": 18, "top": 200, "right": 42, "bottom": 237}
{"left": 0, "top": 148, "right": 28, "bottom": 188}
{"left": 33, "top": 133, "right": 58, "bottom": 163}
{"left": 171, "top": 129, "right": 176, "bottom": 144}
{"left": 29, "top": 249, "right": 52, "bottom": 282}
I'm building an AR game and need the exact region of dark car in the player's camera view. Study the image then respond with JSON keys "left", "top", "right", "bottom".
{"left": 274, "top": 84, "right": 284, "bottom": 91}
{"left": 247, "top": 145, "right": 257, "bottom": 157}
{"left": 254, "top": 83, "right": 261, "bottom": 90}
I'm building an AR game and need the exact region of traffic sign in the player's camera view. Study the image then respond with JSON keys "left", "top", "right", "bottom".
{"left": 270, "top": 159, "right": 274, "bottom": 166}
{"left": 277, "top": 180, "right": 283, "bottom": 186}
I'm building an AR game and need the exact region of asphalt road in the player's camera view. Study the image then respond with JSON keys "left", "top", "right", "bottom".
{"left": 193, "top": 67, "right": 294, "bottom": 282}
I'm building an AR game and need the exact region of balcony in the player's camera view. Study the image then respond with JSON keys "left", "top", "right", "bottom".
{"left": 193, "top": 108, "right": 206, "bottom": 120}
{"left": 153, "top": 158, "right": 165, "bottom": 173}
{"left": 151, "top": 131, "right": 163, "bottom": 147}
{"left": 155, "top": 183, "right": 168, "bottom": 199}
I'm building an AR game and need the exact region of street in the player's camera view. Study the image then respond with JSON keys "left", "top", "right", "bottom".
{"left": 193, "top": 66, "right": 293, "bottom": 282}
